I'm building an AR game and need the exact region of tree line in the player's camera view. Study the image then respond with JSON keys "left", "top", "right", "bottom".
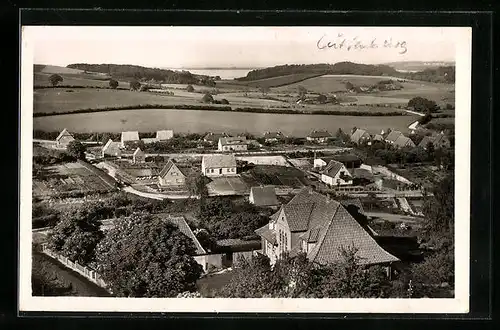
{"left": 236, "top": 61, "right": 455, "bottom": 84}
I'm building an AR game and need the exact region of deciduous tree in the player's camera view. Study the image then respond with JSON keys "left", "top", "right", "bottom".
{"left": 109, "top": 79, "right": 119, "bottom": 89}
{"left": 94, "top": 214, "right": 203, "bottom": 297}
{"left": 49, "top": 74, "right": 63, "bottom": 86}
{"left": 66, "top": 140, "right": 86, "bottom": 160}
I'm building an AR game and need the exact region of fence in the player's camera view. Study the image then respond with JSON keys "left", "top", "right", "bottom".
{"left": 41, "top": 244, "right": 109, "bottom": 290}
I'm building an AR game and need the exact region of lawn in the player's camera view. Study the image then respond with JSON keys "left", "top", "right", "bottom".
{"left": 34, "top": 72, "right": 116, "bottom": 88}
{"left": 196, "top": 270, "right": 235, "bottom": 297}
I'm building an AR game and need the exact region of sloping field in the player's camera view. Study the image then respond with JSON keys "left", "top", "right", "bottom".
{"left": 217, "top": 73, "right": 322, "bottom": 90}
{"left": 35, "top": 64, "right": 85, "bottom": 74}
{"left": 34, "top": 73, "right": 113, "bottom": 88}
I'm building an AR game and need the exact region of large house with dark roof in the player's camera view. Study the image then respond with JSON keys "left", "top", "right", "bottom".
{"left": 201, "top": 154, "right": 237, "bottom": 177}
{"left": 263, "top": 131, "right": 285, "bottom": 143}
{"left": 255, "top": 188, "right": 399, "bottom": 267}
{"left": 203, "top": 132, "right": 228, "bottom": 145}
{"left": 158, "top": 160, "right": 187, "bottom": 186}
{"left": 350, "top": 128, "right": 372, "bottom": 145}
{"left": 393, "top": 135, "right": 416, "bottom": 149}
{"left": 320, "top": 160, "right": 353, "bottom": 186}
{"left": 218, "top": 136, "right": 248, "bottom": 152}
{"left": 418, "top": 133, "right": 451, "bottom": 150}
{"left": 55, "top": 128, "right": 75, "bottom": 148}
{"left": 306, "top": 130, "right": 331, "bottom": 143}
{"left": 384, "top": 130, "right": 403, "bottom": 145}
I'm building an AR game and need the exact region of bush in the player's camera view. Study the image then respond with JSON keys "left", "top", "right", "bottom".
{"left": 202, "top": 93, "right": 214, "bottom": 103}
{"left": 186, "top": 84, "right": 194, "bottom": 92}
{"left": 220, "top": 98, "right": 229, "bottom": 105}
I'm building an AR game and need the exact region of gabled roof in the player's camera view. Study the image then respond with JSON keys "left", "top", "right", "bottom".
{"left": 322, "top": 160, "right": 345, "bottom": 178}
{"left": 102, "top": 139, "right": 121, "bottom": 155}
{"left": 308, "top": 130, "right": 331, "bottom": 138}
{"left": 219, "top": 136, "right": 247, "bottom": 146}
{"left": 283, "top": 202, "right": 315, "bottom": 232}
{"left": 154, "top": 214, "right": 206, "bottom": 255}
{"left": 373, "top": 134, "right": 384, "bottom": 141}
{"left": 121, "top": 131, "right": 139, "bottom": 141}
{"left": 202, "top": 154, "right": 237, "bottom": 169}
{"left": 156, "top": 130, "right": 173, "bottom": 140}
{"left": 255, "top": 225, "right": 277, "bottom": 245}
{"left": 274, "top": 188, "right": 398, "bottom": 266}
{"left": 159, "top": 160, "right": 186, "bottom": 178}
{"left": 204, "top": 132, "right": 228, "bottom": 142}
{"left": 418, "top": 136, "right": 433, "bottom": 148}
{"left": 350, "top": 128, "right": 371, "bottom": 144}
{"left": 385, "top": 130, "right": 403, "bottom": 143}
{"left": 56, "top": 128, "right": 74, "bottom": 141}
{"left": 394, "top": 135, "right": 415, "bottom": 148}
{"left": 308, "top": 205, "right": 399, "bottom": 266}
{"left": 263, "top": 131, "right": 285, "bottom": 139}
{"left": 432, "top": 133, "right": 450, "bottom": 146}
{"left": 250, "top": 186, "right": 279, "bottom": 206}
{"left": 133, "top": 147, "right": 145, "bottom": 157}
{"left": 341, "top": 198, "right": 365, "bottom": 214}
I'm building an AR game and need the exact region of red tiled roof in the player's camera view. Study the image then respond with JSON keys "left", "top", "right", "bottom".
{"left": 283, "top": 202, "right": 315, "bottom": 232}
{"left": 322, "top": 160, "right": 345, "bottom": 178}
{"left": 385, "top": 130, "right": 402, "bottom": 143}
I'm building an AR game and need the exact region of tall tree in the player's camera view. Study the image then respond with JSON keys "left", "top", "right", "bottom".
{"left": 94, "top": 214, "right": 203, "bottom": 297}
{"left": 49, "top": 74, "right": 63, "bottom": 86}
{"left": 129, "top": 80, "right": 141, "bottom": 91}
{"left": 46, "top": 203, "right": 105, "bottom": 266}
{"left": 109, "top": 79, "right": 119, "bottom": 89}
{"left": 66, "top": 140, "right": 87, "bottom": 160}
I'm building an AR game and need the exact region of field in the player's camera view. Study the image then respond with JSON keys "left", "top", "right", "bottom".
{"left": 216, "top": 73, "right": 322, "bottom": 89}
{"left": 236, "top": 155, "right": 290, "bottom": 167}
{"left": 34, "top": 109, "right": 418, "bottom": 136}
{"left": 271, "top": 74, "right": 455, "bottom": 106}
{"left": 206, "top": 176, "right": 249, "bottom": 196}
{"left": 33, "top": 161, "right": 116, "bottom": 198}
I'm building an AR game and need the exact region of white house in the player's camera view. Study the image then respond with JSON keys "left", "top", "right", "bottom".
{"left": 320, "top": 160, "right": 353, "bottom": 186}
{"left": 218, "top": 136, "right": 248, "bottom": 152}
{"left": 121, "top": 131, "right": 140, "bottom": 148}
{"left": 132, "top": 148, "right": 145, "bottom": 163}
{"left": 55, "top": 128, "right": 75, "bottom": 148}
{"left": 201, "top": 154, "right": 237, "bottom": 177}
{"left": 102, "top": 139, "right": 122, "bottom": 158}
{"left": 156, "top": 130, "right": 174, "bottom": 141}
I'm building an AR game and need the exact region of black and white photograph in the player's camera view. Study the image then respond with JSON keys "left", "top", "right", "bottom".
{"left": 19, "top": 26, "right": 471, "bottom": 313}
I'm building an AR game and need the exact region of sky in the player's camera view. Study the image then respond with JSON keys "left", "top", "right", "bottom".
{"left": 24, "top": 26, "right": 465, "bottom": 69}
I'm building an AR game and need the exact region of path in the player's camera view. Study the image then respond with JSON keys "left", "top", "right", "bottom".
{"left": 33, "top": 250, "right": 111, "bottom": 297}
{"left": 404, "top": 110, "right": 425, "bottom": 117}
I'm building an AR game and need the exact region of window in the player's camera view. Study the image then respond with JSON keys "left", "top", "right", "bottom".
{"left": 172, "top": 172, "right": 177, "bottom": 176}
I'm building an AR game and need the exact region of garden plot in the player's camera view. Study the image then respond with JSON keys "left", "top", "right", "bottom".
{"left": 240, "top": 165, "right": 308, "bottom": 189}
{"left": 206, "top": 176, "right": 249, "bottom": 196}
{"left": 33, "top": 162, "right": 116, "bottom": 198}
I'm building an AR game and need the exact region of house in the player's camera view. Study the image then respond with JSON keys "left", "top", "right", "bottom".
{"left": 156, "top": 130, "right": 174, "bottom": 141}
{"left": 158, "top": 160, "right": 187, "bottom": 186}
{"left": 132, "top": 148, "right": 145, "bottom": 163}
{"left": 102, "top": 139, "right": 122, "bottom": 158}
{"left": 384, "top": 130, "right": 403, "bottom": 145}
{"left": 249, "top": 186, "right": 279, "bottom": 207}
{"left": 320, "top": 160, "right": 353, "bottom": 186}
{"left": 350, "top": 128, "right": 372, "bottom": 145}
{"left": 263, "top": 131, "right": 285, "bottom": 143}
{"left": 373, "top": 134, "right": 384, "bottom": 142}
{"left": 218, "top": 136, "right": 248, "bottom": 152}
{"left": 255, "top": 188, "right": 399, "bottom": 267}
{"left": 201, "top": 154, "right": 237, "bottom": 177}
{"left": 55, "top": 128, "right": 75, "bottom": 148}
{"left": 418, "top": 133, "right": 451, "bottom": 150}
{"left": 313, "top": 154, "right": 362, "bottom": 170}
{"left": 120, "top": 131, "right": 140, "bottom": 148}
{"left": 203, "top": 132, "right": 228, "bottom": 145}
{"left": 393, "top": 135, "right": 416, "bottom": 149}
{"left": 306, "top": 130, "right": 331, "bottom": 143}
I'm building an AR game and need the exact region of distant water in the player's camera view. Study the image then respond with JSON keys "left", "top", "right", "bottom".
{"left": 166, "top": 68, "right": 256, "bottom": 80}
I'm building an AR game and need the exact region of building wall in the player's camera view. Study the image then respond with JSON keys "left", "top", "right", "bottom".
{"left": 57, "top": 135, "right": 74, "bottom": 147}
{"left": 159, "top": 167, "right": 186, "bottom": 186}
{"left": 133, "top": 154, "right": 145, "bottom": 163}
{"left": 321, "top": 166, "right": 352, "bottom": 186}
{"left": 219, "top": 144, "right": 248, "bottom": 152}
{"left": 203, "top": 166, "right": 237, "bottom": 177}
{"left": 313, "top": 159, "right": 327, "bottom": 168}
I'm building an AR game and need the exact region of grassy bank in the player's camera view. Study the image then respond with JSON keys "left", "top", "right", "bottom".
{"left": 34, "top": 103, "right": 406, "bottom": 118}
